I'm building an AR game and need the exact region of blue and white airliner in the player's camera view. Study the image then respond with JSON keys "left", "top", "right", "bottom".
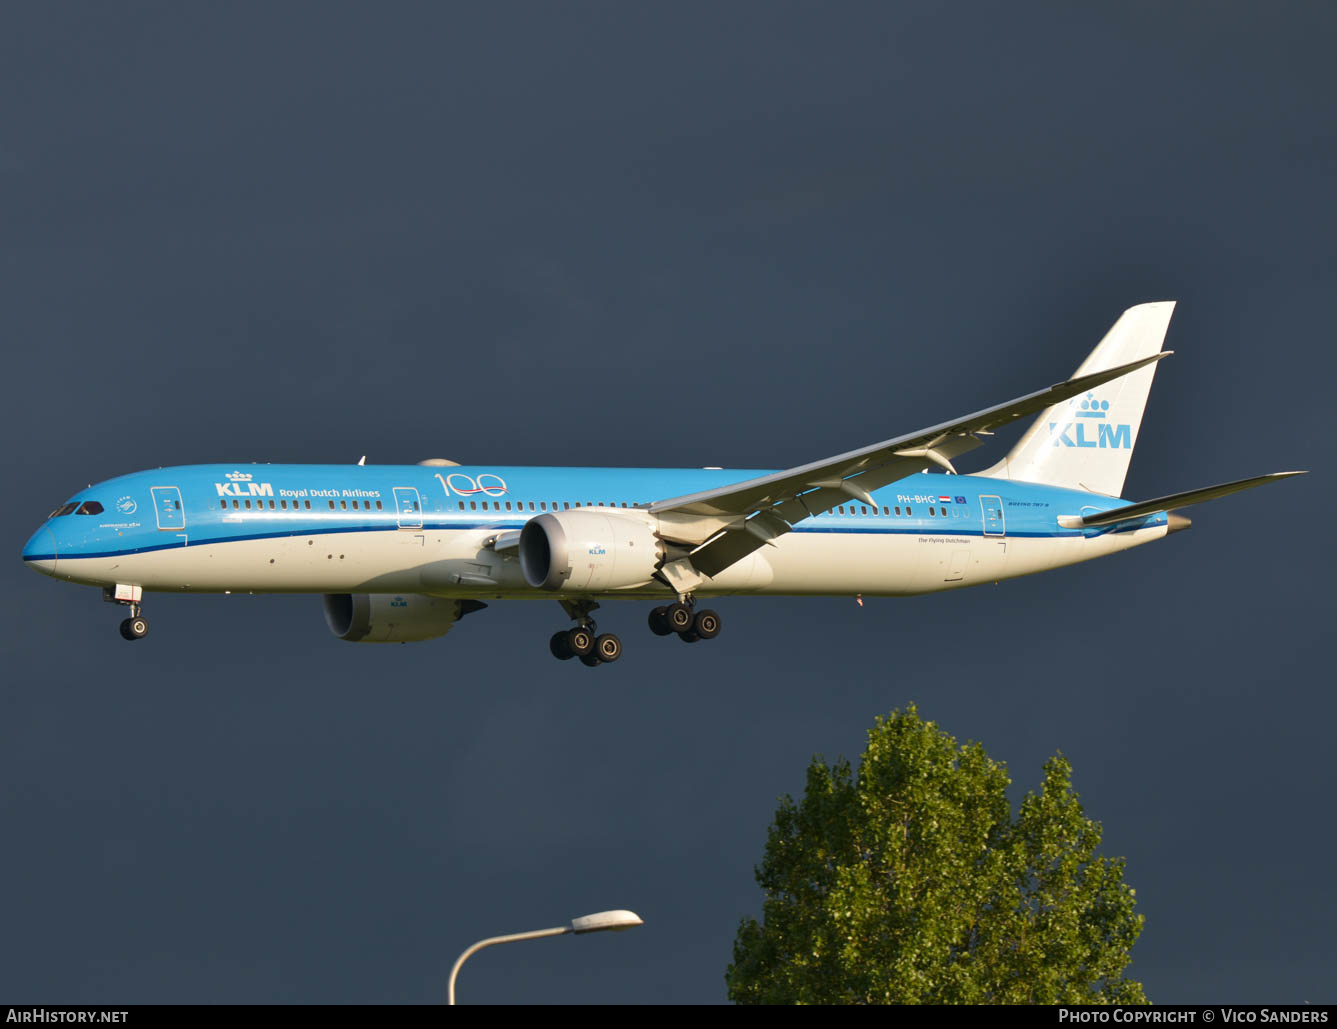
{"left": 21, "top": 302, "right": 1304, "bottom": 665}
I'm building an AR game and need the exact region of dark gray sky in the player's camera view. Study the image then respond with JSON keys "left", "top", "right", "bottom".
{"left": 2, "top": 2, "right": 1332, "bottom": 1004}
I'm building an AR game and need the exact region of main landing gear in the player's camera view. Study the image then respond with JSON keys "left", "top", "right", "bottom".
{"left": 547, "top": 597, "right": 723, "bottom": 665}
{"left": 648, "top": 599, "right": 721, "bottom": 645}
{"left": 548, "top": 600, "right": 622, "bottom": 667}
{"left": 105, "top": 585, "right": 149, "bottom": 641}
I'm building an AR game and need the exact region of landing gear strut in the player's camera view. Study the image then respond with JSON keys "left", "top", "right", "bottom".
{"left": 105, "top": 585, "right": 148, "bottom": 642}
{"left": 648, "top": 597, "right": 722, "bottom": 646}
{"left": 548, "top": 599, "right": 621, "bottom": 666}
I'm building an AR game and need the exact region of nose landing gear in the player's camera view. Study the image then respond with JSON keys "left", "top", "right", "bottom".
{"left": 104, "top": 584, "right": 149, "bottom": 642}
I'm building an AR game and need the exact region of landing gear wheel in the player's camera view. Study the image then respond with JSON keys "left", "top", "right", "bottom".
{"left": 566, "top": 627, "right": 594, "bottom": 657}
{"left": 119, "top": 617, "right": 149, "bottom": 641}
{"left": 594, "top": 633, "right": 622, "bottom": 663}
{"left": 678, "top": 629, "right": 701, "bottom": 643}
{"left": 648, "top": 606, "right": 673, "bottom": 637}
{"left": 692, "top": 609, "right": 721, "bottom": 640}
{"left": 579, "top": 653, "right": 602, "bottom": 667}
{"left": 664, "top": 602, "right": 694, "bottom": 633}
{"left": 549, "top": 631, "right": 575, "bottom": 660}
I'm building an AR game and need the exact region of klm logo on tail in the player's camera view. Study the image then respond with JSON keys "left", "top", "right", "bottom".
{"left": 1049, "top": 393, "right": 1132, "bottom": 449}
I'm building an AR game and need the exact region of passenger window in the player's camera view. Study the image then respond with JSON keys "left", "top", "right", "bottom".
{"left": 233, "top": 500, "right": 240, "bottom": 509}
{"left": 540, "top": 502, "right": 547, "bottom": 511}
{"left": 861, "top": 506, "right": 868, "bottom": 515}
{"left": 220, "top": 499, "right": 227, "bottom": 509}
{"left": 269, "top": 500, "right": 276, "bottom": 509}
{"left": 505, "top": 501, "right": 512, "bottom": 511}
{"left": 564, "top": 502, "right": 570, "bottom": 510}
{"left": 340, "top": 500, "right": 347, "bottom": 510}
{"left": 281, "top": 500, "right": 287, "bottom": 509}
{"left": 304, "top": 501, "right": 311, "bottom": 509}
{"left": 470, "top": 501, "right": 477, "bottom": 510}
{"left": 529, "top": 502, "right": 535, "bottom": 511}
{"left": 376, "top": 501, "right": 383, "bottom": 510}
{"left": 906, "top": 506, "right": 913, "bottom": 516}
{"left": 329, "top": 501, "right": 335, "bottom": 509}
{"left": 459, "top": 501, "right": 465, "bottom": 511}
{"left": 245, "top": 500, "right": 252, "bottom": 510}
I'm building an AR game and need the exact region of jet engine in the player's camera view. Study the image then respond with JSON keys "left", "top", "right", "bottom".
{"left": 322, "top": 593, "right": 486, "bottom": 643}
{"left": 519, "top": 510, "right": 664, "bottom": 592}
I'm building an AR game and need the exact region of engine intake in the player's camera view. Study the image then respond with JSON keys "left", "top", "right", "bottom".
{"left": 322, "top": 593, "right": 486, "bottom": 643}
{"left": 519, "top": 511, "right": 663, "bottom": 592}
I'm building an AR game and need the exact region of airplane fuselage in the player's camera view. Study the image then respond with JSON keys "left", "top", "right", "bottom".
{"left": 22, "top": 463, "right": 1171, "bottom": 600}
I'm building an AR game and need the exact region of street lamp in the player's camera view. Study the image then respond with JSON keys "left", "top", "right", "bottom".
{"left": 447, "top": 909, "right": 644, "bottom": 1004}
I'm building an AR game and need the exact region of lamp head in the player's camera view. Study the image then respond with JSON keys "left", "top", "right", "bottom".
{"left": 570, "top": 910, "right": 644, "bottom": 935}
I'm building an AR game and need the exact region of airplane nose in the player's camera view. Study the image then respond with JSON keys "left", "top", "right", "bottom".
{"left": 21, "top": 526, "right": 58, "bottom": 577}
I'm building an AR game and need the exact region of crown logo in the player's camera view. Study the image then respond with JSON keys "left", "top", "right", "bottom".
{"left": 1075, "top": 392, "right": 1109, "bottom": 419}
{"left": 225, "top": 470, "right": 253, "bottom": 481}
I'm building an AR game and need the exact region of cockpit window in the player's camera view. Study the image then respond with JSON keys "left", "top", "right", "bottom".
{"left": 48, "top": 503, "right": 79, "bottom": 519}
{"left": 75, "top": 501, "right": 104, "bottom": 515}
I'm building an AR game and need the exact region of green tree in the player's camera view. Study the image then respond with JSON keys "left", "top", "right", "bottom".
{"left": 727, "top": 705, "right": 1146, "bottom": 1004}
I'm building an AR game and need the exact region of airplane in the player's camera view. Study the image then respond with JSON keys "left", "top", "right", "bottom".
{"left": 21, "top": 301, "right": 1305, "bottom": 665}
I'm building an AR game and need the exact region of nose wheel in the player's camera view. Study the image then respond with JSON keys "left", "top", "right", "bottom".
{"left": 104, "top": 585, "right": 149, "bottom": 642}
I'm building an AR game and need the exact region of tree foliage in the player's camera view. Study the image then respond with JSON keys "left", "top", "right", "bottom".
{"left": 726, "top": 705, "right": 1146, "bottom": 1004}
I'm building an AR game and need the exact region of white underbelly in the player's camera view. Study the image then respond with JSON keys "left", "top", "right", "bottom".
{"left": 54, "top": 523, "right": 1167, "bottom": 599}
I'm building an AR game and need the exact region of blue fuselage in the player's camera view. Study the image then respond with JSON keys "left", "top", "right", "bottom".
{"left": 22, "top": 463, "right": 1166, "bottom": 596}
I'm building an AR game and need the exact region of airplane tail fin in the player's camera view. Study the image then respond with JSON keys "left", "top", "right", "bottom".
{"left": 982, "top": 301, "right": 1176, "bottom": 497}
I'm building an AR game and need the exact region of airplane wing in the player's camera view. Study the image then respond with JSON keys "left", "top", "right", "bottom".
{"left": 647, "top": 351, "right": 1171, "bottom": 583}
{"left": 1060, "top": 471, "right": 1307, "bottom": 529}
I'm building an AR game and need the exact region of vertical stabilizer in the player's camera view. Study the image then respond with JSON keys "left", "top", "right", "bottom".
{"left": 982, "top": 301, "right": 1176, "bottom": 497}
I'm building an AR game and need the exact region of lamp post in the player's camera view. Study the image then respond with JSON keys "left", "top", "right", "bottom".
{"left": 447, "top": 909, "right": 644, "bottom": 1004}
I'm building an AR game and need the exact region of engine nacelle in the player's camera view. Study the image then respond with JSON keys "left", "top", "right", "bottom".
{"left": 322, "top": 593, "right": 484, "bottom": 643}
{"left": 519, "top": 510, "right": 663, "bottom": 592}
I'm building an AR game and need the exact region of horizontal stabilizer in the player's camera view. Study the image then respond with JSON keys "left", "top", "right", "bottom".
{"left": 1067, "top": 471, "right": 1307, "bottom": 528}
